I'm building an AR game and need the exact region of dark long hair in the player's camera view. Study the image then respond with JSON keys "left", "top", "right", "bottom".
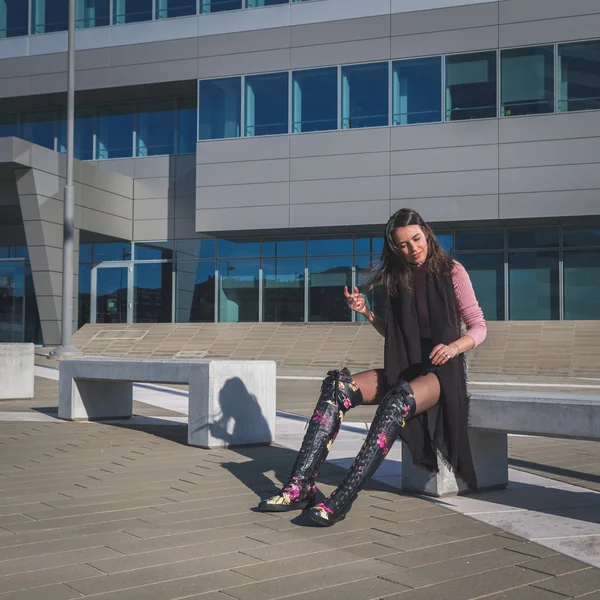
{"left": 367, "top": 208, "right": 454, "bottom": 296}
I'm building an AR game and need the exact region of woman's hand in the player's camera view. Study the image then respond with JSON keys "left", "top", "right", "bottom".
{"left": 430, "top": 343, "right": 459, "bottom": 366}
{"left": 344, "top": 286, "right": 369, "bottom": 316}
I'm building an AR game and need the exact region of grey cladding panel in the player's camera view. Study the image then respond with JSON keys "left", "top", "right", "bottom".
{"left": 197, "top": 49, "right": 291, "bottom": 79}
{"left": 24, "top": 219, "right": 63, "bottom": 250}
{"left": 92, "top": 158, "right": 136, "bottom": 179}
{"left": 132, "top": 156, "right": 173, "bottom": 179}
{"left": 0, "top": 76, "right": 29, "bottom": 98}
{"left": 134, "top": 177, "right": 172, "bottom": 200}
{"left": 80, "top": 185, "right": 134, "bottom": 220}
{"left": 196, "top": 159, "right": 290, "bottom": 187}
{"left": 0, "top": 57, "right": 29, "bottom": 79}
{"left": 197, "top": 137, "right": 290, "bottom": 164}
{"left": 290, "top": 128, "right": 389, "bottom": 158}
{"left": 110, "top": 38, "right": 197, "bottom": 67}
{"left": 500, "top": 138, "right": 600, "bottom": 169}
{"left": 75, "top": 68, "right": 112, "bottom": 91}
{"left": 197, "top": 27, "right": 291, "bottom": 57}
{"left": 133, "top": 218, "right": 174, "bottom": 241}
{"left": 28, "top": 52, "right": 66, "bottom": 76}
{"left": 290, "top": 176, "right": 390, "bottom": 205}
{"left": 76, "top": 48, "right": 111, "bottom": 70}
{"left": 290, "top": 199, "right": 390, "bottom": 228}
{"left": 29, "top": 73, "right": 68, "bottom": 95}
{"left": 291, "top": 37, "right": 391, "bottom": 70}
{"left": 500, "top": 190, "right": 600, "bottom": 219}
{"left": 291, "top": 15, "right": 390, "bottom": 47}
{"left": 290, "top": 152, "right": 390, "bottom": 181}
{"left": 500, "top": 164, "right": 600, "bottom": 194}
{"left": 196, "top": 204, "right": 290, "bottom": 232}
{"left": 19, "top": 195, "right": 63, "bottom": 224}
{"left": 391, "top": 195, "right": 499, "bottom": 223}
{"left": 133, "top": 198, "right": 174, "bottom": 221}
{"left": 110, "top": 59, "right": 198, "bottom": 87}
{"left": 391, "top": 170, "right": 498, "bottom": 198}
{"left": 174, "top": 216, "right": 197, "bottom": 239}
{"left": 499, "top": 112, "right": 600, "bottom": 143}
{"left": 499, "top": 0, "right": 600, "bottom": 23}
{"left": 391, "top": 144, "right": 498, "bottom": 175}
{"left": 391, "top": 120, "right": 498, "bottom": 151}
{"left": 196, "top": 182, "right": 290, "bottom": 210}
{"left": 79, "top": 207, "right": 132, "bottom": 239}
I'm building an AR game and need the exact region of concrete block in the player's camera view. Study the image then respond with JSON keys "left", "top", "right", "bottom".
{"left": 0, "top": 344, "right": 34, "bottom": 399}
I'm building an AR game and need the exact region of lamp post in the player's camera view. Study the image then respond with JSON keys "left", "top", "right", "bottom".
{"left": 51, "top": 0, "right": 81, "bottom": 357}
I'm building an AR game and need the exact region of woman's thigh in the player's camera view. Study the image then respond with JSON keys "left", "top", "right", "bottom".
{"left": 409, "top": 373, "right": 441, "bottom": 416}
{"left": 352, "top": 369, "right": 388, "bottom": 406}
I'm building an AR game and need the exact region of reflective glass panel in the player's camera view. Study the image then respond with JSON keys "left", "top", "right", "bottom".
{"left": 436, "top": 232, "right": 453, "bottom": 254}
{"left": 501, "top": 45, "right": 554, "bottom": 117}
{"left": 308, "top": 237, "right": 352, "bottom": 256}
{"left": 24, "top": 263, "right": 41, "bottom": 344}
{"left": 96, "top": 104, "right": 134, "bottom": 159}
{"left": 341, "top": 62, "right": 389, "bottom": 129}
{"left": 79, "top": 243, "right": 93, "bottom": 263}
{"left": 76, "top": 0, "right": 110, "bottom": 28}
{"left": 198, "top": 77, "right": 241, "bottom": 140}
{"left": 200, "top": 0, "right": 242, "bottom": 14}
{"left": 177, "top": 97, "right": 197, "bottom": 153}
{"left": 218, "top": 239, "right": 261, "bottom": 259}
{"left": 0, "top": 114, "right": 17, "bottom": 138}
{"left": 57, "top": 108, "right": 95, "bottom": 161}
{"left": 176, "top": 239, "right": 216, "bottom": 260}
{"left": 455, "top": 229, "right": 504, "bottom": 251}
{"left": 245, "top": 72, "right": 289, "bottom": 136}
{"left": 393, "top": 56, "right": 442, "bottom": 125}
{"left": 355, "top": 235, "right": 383, "bottom": 256}
{"left": 563, "top": 227, "right": 600, "bottom": 248}
{"left": 445, "top": 51, "right": 497, "bottom": 121}
{"left": 113, "top": 0, "right": 152, "bottom": 23}
{"left": 134, "top": 241, "right": 173, "bottom": 261}
{"left": 32, "top": 0, "right": 68, "bottom": 34}
{"left": 78, "top": 263, "right": 91, "bottom": 329}
{"left": 558, "top": 40, "right": 600, "bottom": 113}
{"left": 263, "top": 258, "right": 305, "bottom": 322}
{"left": 262, "top": 238, "right": 306, "bottom": 257}
{"left": 354, "top": 255, "right": 382, "bottom": 323}
{"left": 292, "top": 67, "right": 337, "bottom": 133}
{"left": 93, "top": 241, "right": 132, "bottom": 262}
{"left": 0, "top": 260, "right": 25, "bottom": 342}
{"left": 0, "top": 0, "right": 28, "bottom": 37}
{"left": 176, "top": 260, "right": 216, "bottom": 323}
{"left": 308, "top": 257, "right": 352, "bottom": 322}
{"left": 457, "top": 253, "right": 504, "bottom": 321}
{"left": 134, "top": 262, "right": 173, "bottom": 323}
{"left": 136, "top": 100, "right": 175, "bottom": 157}
{"left": 509, "top": 251, "right": 559, "bottom": 320}
{"left": 20, "top": 111, "right": 55, "bottom": 150}
{"left": 218, "top": 259, "right": 259, "bottom": 322}
{"left": 564, "top": 250, "right": 600, "bottom": 320}
{"left": 156, "top": 0, "right": 196, "bottom": 19}
{"left": 508, "top": 227, "right": 559, "bottom": 249}
{"left": 247, "top": 0, "right": 288, "bottom": 6}
{"left": 96, "top": 266, "right": 128, "bottom": 323}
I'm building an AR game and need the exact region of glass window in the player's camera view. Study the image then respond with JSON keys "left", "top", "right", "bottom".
{"left": 558, "top": 40, "right": 600, "bottom": 113}
{"left": 79, "top": 243, "right": 93, "bottom": 263}
{"left": 501, "top": 45, "right": 554, "bottom": 117}
{"left": 218, "top": 239, "right": 261, "bottom": 259}
{"left": 308, "top": 236, "right": 353, "bottom": 256}
{"left": 0, "top": 114, "right": 17, "bottom": 138}
{"left": 20, "top": 111, "right": 56, "bottom": 150}
{"left": 393, "top": 56, "right": 442, "bottom": 125}
{"left": 309, "top": 257, "right": 352, "bottom": 322}
{"left": 563, "top": 227, "right": 600, "bottom": 248}
{"left": 0, "top": 0, "right": 28, "bottom": 37}
{"left": 218, "top": 259, "right": 259, "bottom": 322}
{"left": 354, "top": 255, "right": 386, "bottom": 323}
{"left": 96, "top": 104, "right": 133, "bottom": 159}
{"left": 245, "top": 72, "right": 289, "bottom": 137}
{"left": 445, "top": 51, "right": 497, "bottom": 121}
{"left": 436, "top": 232, "right": 453, "bottom": 254}
{"left": 136, "top": 100, "right": 175, "bottom": 157}
{"left": 176, "top": 239, "right": 216, "bottom": 260}
{"left": 156, "top": 0, "right": 196, "bottom": 19}
{"left": 263, "top": 258, "right": 305, "bottom": 322}
{"left": 134, "top": 241, "right": 173, "bottom": 261}
{"left": 32, "top": 0, "right": 68, "bottom": 34}
{"left": 0, "top": 260, "right": 25, "bottom": 342}
{"left": 76, "top": 0, "right": 110, "bottom": 28}
{"left": 113, "top": 0, "right": 152, "bottom": 23}
{"left": 508, "top": 227, "right": 559, "bottom": 249}
{"left": 455, "top": 229, "right": 504, "bottom": 251}
{"left": 176, "top": 260, "right": 216, "bottom": 323}
{"left": 262, "top": 238, "right": 306, "bottom": 257}
{"left": 292, "top": 67, "right": 337, "bottom": 133}
{"left": 95, "top": 266, "right": 128, "bottom": 323}
{"left": 457, "top": 253, "right": 504, "bottom": 321}
{"left": 247, "top": 0, "right": 288, "bottom": 6}
{"left": 509, "top": 251, "right": 559, "bottom": 320}
{"left": 134, "top": 262, "right": 173, "bottom": 323}
{"left": 177, "top": 97, "right": 197, "bottom": 154}
{"left": 564, "top": 250, "right": 600, "bottom": 320}
{"left": 57, "top": 108, "right": 95, "bottom": 161}
{"left": 198, "top": 77, "right": 241, "bottom": 140}
{"left": 78, "top": 263, "right": 92, "bottom": 329}
{"left": 93, "top": 241, "right": 132, "bottom": 262}
{"left": 355, "top": 235, "right": 383, "bottom": 256}
{"left": 200, "top": 0, "right": 242, "bottom": 14}
{"left": 341, "top": 62, "right": 389, "bottom": 129}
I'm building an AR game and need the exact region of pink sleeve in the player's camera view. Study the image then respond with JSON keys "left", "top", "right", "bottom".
{"left": 451, "top": 261, "right": 487, "bottom": 348}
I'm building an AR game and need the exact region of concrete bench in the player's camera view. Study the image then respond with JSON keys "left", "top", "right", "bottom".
{"left": 0, "top": 343, "right": 34, "bottom": 399}
{"left": 402, "top": 390, "right": 600, "bottom": 497}
{"left": 58, "top": 358, "right": 276, "bottom": 449}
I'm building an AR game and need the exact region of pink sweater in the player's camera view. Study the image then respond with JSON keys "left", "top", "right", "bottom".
{"left": 411, "top": 260, "right": 487, "bottom": 347}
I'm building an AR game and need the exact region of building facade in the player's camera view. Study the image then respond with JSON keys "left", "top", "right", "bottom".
{"left": 0, "top": 0, "right": 599, "bottom": 346}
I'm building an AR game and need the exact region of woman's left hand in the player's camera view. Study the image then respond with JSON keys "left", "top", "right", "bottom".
{"left": 430, "top": 343, "right": 459, "bottom": 366}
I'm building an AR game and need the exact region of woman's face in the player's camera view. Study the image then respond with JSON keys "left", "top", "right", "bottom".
{"left": 392, "top": 225, "right": 428, "bottom": 265}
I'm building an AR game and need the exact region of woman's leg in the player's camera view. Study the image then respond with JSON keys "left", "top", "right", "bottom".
{"left": 308, "top": 373, "right": 441, "bottom": 526}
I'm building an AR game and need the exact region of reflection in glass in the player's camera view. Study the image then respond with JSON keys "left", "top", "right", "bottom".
{"left": 0, "top": 261, "right": 24, "bottom": 342}
{"left": 558, "top": 40, "right": 600, "bottom": 113}
{"left": 308, "top": 237, "right": 352, "bottom": 256}
{"left": 97, "top": 104, "right": 134, "bottom": 159}
{"left": 245, "top": 72, "right": 289, "bottom": 136}
{"left": 509, "top": 251, "right": 559, "bottom": 320}
{"left": 501, "top": 45, "right": 554, "bottom": 116}
{"left": 263, "top": 258, "right": 305, "bottom": 322}
{"left": 262, "top": 238, "right": 306, "bottom": 258}
{"left": 76, "top": 0, "right": 110, "bottom": 28}
{"left": 247, "top": 0, "right": 287, "bottom": 6}
{"left": 136, "top": 100, "right": 175, "bottom": 156}
{"left": 354, "top": 255, "right": 380, "bottom": 323}
{"left": 78, "top": 263, "right": 91, "bottom": 329}
{"left": 156, "top": 0, "right": 196, "bottom": 19}
{"left": 134, "top": 241, "right": 173, "bottom": 261}
{"left": 508, "top": 227, "right": 559, "bottom": 249}
{"left": 32, "top": 0, "right": 68, "bottom": 33}
{"left": 393, "top": 57, "right": 442, "bottom": 125}
{"left": 93, "top": 241, "right": 132, "bottom": 262}
{"left": 198, "top": 77, "right": 241, "bottom": 140}
{"left": 292, "top": 67, "right": 338, "bottom": 133}
{"left": 341, "top": 62, "right": 389, "bottom": 129}
{"left": 176, "top": 239, "right": 216, "bottom": 260}
{"left": 0, "top": 0, "right": 28, "bottom": 37}
{"left": 58, "top": 108, "right": 95, "bottom": 160}
{"left": 79, "top": 243, "right": 93, "bottom": 263}
{"left": 455, "top": 229, "right": 504, "bottom": 251}
{"left": 177, "top": 97, "right": 198, "bottom": 153}
{"left": 308, "top": 257, "right": 352, "bottom": 322}
{"left": 0, "top": 114, "right": 17, "bottom": 138}
{"left": 445, "top": 51, "right": 497, "bottom": 121}
{"left": 24, "top": 263, "right": 41, "bottom": 344}
{"left": 563, "top": 227, "right": 600, "bottom": 248}
{"left": 134, "top": 262, "right": 173, "bottom": 323}
{"left": 20, "top": 111, "right": 56, "bottom": 150}
{"left": 355, "top": 236, "right": 383, "bottom": 256}
{"left": 96, "top": 267, "right": 128, "bottom": 324}
{"left": 200, "top": 0, "right": 242, "bottom": 14}
{"left": 218, "top": 239, "right": 260, "bottom": 259}
{"left": 457, "top": 253, "right": 504, "bottom": 321}
{"left": 564, "top": 250, "right": 600, "bottom": 320}
{"left": 218, "top": 259, "right": 259, "bottom": 322}
{"left": 436, "top": 232, "right": 453, "bottom": 254}
{"left": 176, "top": 261, "right": 215, "bottom": 323}
{"left": 113, "top": 0, "right": 152, "bottom": 23}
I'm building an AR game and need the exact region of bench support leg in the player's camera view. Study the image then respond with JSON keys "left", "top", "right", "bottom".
{"left": 402, "top": 430, "right": 509, "bottom": 497}
{"left": 58, "top": 377, "right": 133, "bottom": 421}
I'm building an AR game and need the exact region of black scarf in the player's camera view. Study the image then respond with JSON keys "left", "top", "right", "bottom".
{"left": 384, "top": 269, "right": 478, "bottom": 491}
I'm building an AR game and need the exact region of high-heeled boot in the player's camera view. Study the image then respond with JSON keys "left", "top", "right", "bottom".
{"left": 308, "top": 379, "right": 416, "bottom": 526}
{"left": 257, "top": 368, "right": 363, "bottom": 512}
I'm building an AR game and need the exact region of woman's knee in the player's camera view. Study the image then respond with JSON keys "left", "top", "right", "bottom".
{"left": 352, "top": 369, "right": 387, "bottom": 406}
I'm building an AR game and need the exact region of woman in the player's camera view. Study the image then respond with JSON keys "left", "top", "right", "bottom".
{"left": 257, "top": 208, "right": 487, "bottom": 527}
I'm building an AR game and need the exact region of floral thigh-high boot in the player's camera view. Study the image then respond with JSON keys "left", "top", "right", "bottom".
{"left": 257, "top": 368, "right": 363, "bottom": 512}
{"left": 308, "top": 379, "right": 416, "bottom": 526}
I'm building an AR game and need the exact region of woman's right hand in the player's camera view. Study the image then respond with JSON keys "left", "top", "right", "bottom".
{"left": 344, "top": 286, "right": 369, "bottom": 316}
